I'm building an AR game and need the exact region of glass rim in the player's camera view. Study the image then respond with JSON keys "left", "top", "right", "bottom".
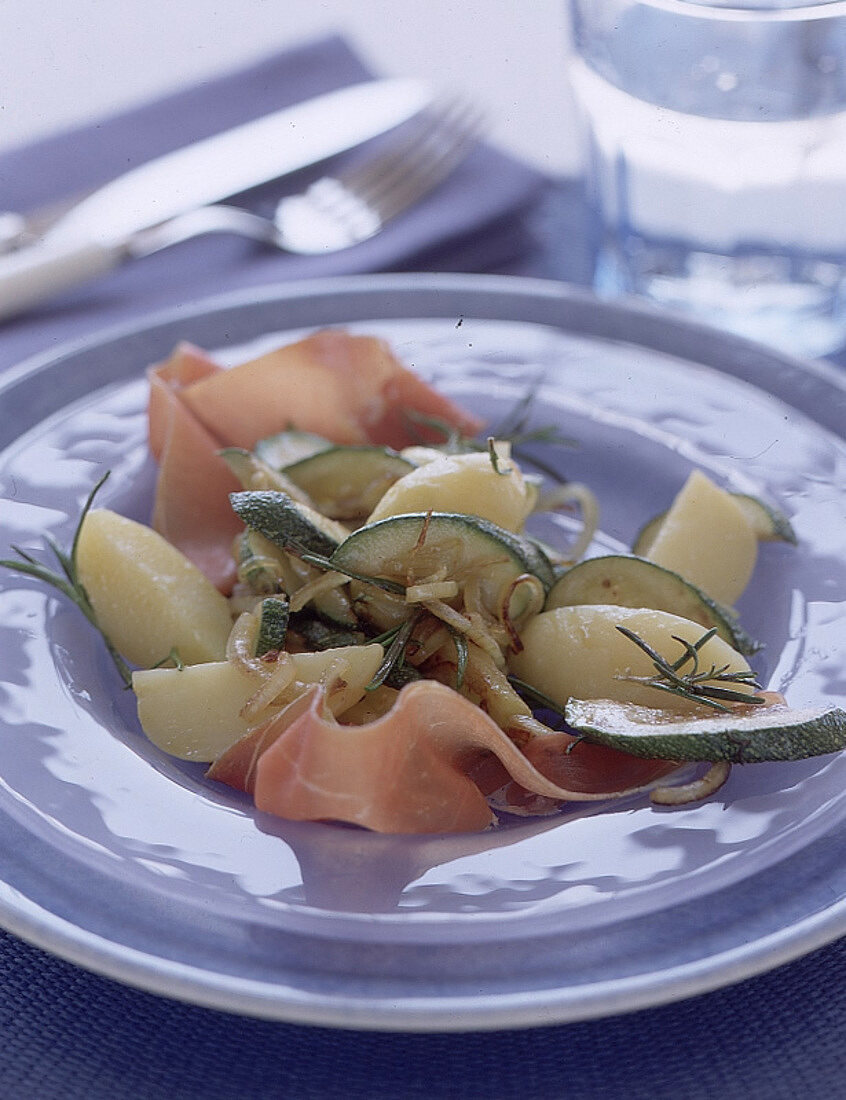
{"left": 627, "top": 0, "right": 846, "bottom": 20}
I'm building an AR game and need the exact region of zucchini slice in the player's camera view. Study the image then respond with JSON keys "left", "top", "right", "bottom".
{"left": 332, "top": 511, "right": 553, "bottom": 583}
{"left": 330, "top": 511, "right": 554, "bottom": 627}
{"left": 564, "top": 697, "right": 846, "bottom": 763}
{"left": 231, "top": 496, "right": 356, "bottom": 626}
{"left": 230, "top": 490, "right": 349, "bottom": 560}
{"left": 253, "top": 430, "right": 332, "bottom": 469}
{"left": 283, "top": 445, "right": 414, "bottom": 519}
{"left": 219, "top": 448, "right": 311, "bottom": 503}
{"left": 544, "top": 554, "right": 760, "bottom": 655}
{"left": 733, "top": 494, "right": 798, "bottom": 544}
{"left": 631, "top": 514, "right": 664, "bottom": 559}
{"left": 254, "top": 596, "right": 290, "bottom": 656}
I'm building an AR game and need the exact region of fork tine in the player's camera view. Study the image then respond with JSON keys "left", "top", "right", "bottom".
{"left": 337, "top": 98, "right": 480, "bottom": 198}
{"left": 274, "top": 95, "right": 484, "bottom": 252}
{"left": 362, "top": 105, "right": 484, "bottom": 222}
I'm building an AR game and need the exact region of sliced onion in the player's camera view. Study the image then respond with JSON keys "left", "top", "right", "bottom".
{"left": 225, "top": 610, "right": 261, "bottom": 666}
{"left": 405, "top": 623, "right": 450, "bottom": 666}
{"left": 535, "top": 482, "right": 599, "bottom": 563}
{"left": 461, "top": 644, "right": 533, "bottom": 732}
{"left": 422, "top": 599, "right": 505, "bottom": 667}
{"left": 650, "top": 761, "right": 732, "bottom": 806}
{"left": 288, "top": 569, "right": 348, "bottom": 613}
{"left": 241, "top": 653, "right": 297, "bottom": 720}
{"left": 499, "top": 572, "right": 545, "bottom": 651}
{"left": 508, "top": 713, "right": 560, "bottom": 741}
{"left": 406, "top": 580, "right": 460, "bottom": 603}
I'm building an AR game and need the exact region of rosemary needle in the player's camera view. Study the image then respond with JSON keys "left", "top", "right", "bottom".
{"left": 1, "top": 472, "right": 133, "bottom": 686}
{"left": 616, "top": 625, "right": 763, "bottom": 713}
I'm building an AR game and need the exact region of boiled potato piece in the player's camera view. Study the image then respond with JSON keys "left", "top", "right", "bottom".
{"left": 644, "top": 470, "right": 758, "bottom": 606}
{"left": 289, "top": 646, "right": 384, "bottom": 715}
{"left": 367, "top": 443, "right": 535, "bottom": 532}
{"left": 339, "top": 684, "right": 401, "bottom": 725}
{"left": 133, "top": 643, "right": 384, "bottom": 760}
{"left": 509, "top": 604, "right": 754, "bottom": 716}
{"left": 76, "top": 509, "right": 233, "bottom": 667}
{"left": 399, "top": 446, "right": 445, "bottom": 466}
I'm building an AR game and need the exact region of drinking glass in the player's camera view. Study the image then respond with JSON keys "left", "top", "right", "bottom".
{"left": 567, "top": 0, "right": 846, "bottom": 357}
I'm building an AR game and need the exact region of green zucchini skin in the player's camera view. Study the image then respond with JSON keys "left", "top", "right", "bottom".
{"left": 545, "top": 554, "right": 761, "bottom": 656}
{"left": 220, "top": 447, "right": 307, "bottom": 500}
{"left": 234, "top": 528, "right": 356, "bottom": 627}
{"left": 254, "top": 596, "right": 290, "bottom": 656}
{"left": 230, "top": 490, "right": 347, "bottom": 560}
{"left": 283, "top": 445, "right": 414, "bottom": 519}
{"left": 733, "top": 494, "right": 797, "bottom": 544}
{"left": 565, "top": 699, "right": 846, "bottom": 763}
{"left": 330, "top": 512, "right": 556, "bottom": 592}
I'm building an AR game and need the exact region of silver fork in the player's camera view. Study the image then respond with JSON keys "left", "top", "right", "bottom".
{"left": 131, "top": 98, "right": 483, "bottom": 258}
{"left": 0, "top": 100, "right": 482, "bottom": 322}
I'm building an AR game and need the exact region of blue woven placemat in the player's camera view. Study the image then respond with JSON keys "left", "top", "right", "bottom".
{"left": 1, "top": 929, "right": 844, "bottom": 1100}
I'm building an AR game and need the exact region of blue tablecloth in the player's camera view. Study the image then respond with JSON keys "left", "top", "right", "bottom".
{"left": 0, "top": 34, "right": 844, "bottom": 1100}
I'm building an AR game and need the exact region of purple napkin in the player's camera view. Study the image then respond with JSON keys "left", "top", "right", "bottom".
{"left": 0, "top": 34, "right": 546, "bottom": 372}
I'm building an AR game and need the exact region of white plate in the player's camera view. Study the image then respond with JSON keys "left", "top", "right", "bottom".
{"left": 1, "top": 273, "right": 844, "bottom": 1031}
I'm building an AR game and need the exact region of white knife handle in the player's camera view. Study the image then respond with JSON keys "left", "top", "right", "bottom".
{"left": 0, "top": 239, "right": 126, "bottom": 321}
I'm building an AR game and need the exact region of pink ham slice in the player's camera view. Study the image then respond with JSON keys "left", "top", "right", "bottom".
{"left": 178, "top": 329, "right": 483, "bottom": 450}
{"left": 147, "top": 331, "right": 483, "bottom": 591}
{"left": 148, "top": 342, "right": 222, "bottom": 460}
{"left": 487, "top": 731, "right": 679, "bottom": 817}
{"left": 207, "top": 680, "right": 679, "bottom": 834}
{"left": 147, "top": 344, "right": 243, "bottom": 592}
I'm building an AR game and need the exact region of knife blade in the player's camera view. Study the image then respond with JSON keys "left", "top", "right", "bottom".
{"left": 0, "top": 78, "right": 432, "bottom": 320}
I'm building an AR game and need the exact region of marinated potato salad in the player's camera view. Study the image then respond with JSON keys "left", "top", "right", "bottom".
{"left": 4, "top": 329, "right": 845, "bottom": 834}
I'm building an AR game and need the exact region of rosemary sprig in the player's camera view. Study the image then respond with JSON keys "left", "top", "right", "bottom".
{"left": 404, "top": 397, "right": 576, "bottom": 457}
{"left": 1, "top": 472, "right": 133, "bottom": 687}
{"left": 616, "top": 625, "right": 764, "bottom": 713}
{"left": 491, "top": 379, "right": 577, "bottom": 450}
{"left": 487, "top": 436, "right": 512, "bottom": 476}
{"left": 150, "top": 647, "right": 185, "bottom": 671}
{"left": 368, "top": 622, "right": 405, "bottom": 648}
{"left": 402, "top": 409, "right": 475, "bottom": 453}
{"left": 507, "top": 674, "right": 567, "bottom": 718}
{"left": 366, "top": 615, "right": 469, "bottom": 693}
{"left": 299, "top": 552, "right": 406, "bottom": 596}
{"left": 366, "top": 612, "right": 422, "bottom": 692}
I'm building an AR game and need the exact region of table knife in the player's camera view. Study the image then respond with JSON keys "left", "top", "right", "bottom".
{"left": 0, "top": 78, "right": 431, "bottom": 321}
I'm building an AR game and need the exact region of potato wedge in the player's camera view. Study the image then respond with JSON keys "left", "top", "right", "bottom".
{"left": 367, "top": 444, "right": 535, "bottom": 533}
{"left": 133, "top": 643, "right": 384, "bottom": 760}
{"left": 509, "top": 604, "right": 754, "bottom": 715}
{"left": 75, "top": 508, "right": 233, "bottom": 668}
{"left": 643, "top": 470, "right": 758, "bottom": 605}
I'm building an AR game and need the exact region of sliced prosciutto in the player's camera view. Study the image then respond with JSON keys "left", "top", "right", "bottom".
{"left": 147, "top": 342, "right": 223, "bottom": 460}
{"left": 179, "top": 329, "right": 482, "bottom": 450}
{"left": 488, "top": 731, "right": 679, "bottom": 817}
{"left": 147, "top": 344, "right": 243, "bottom": 592}
{"left": 146, "top": 330, "right": 483, "bottom": 591}
{"left": 207, "top": 680, "right": 679, "bottom": 834}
